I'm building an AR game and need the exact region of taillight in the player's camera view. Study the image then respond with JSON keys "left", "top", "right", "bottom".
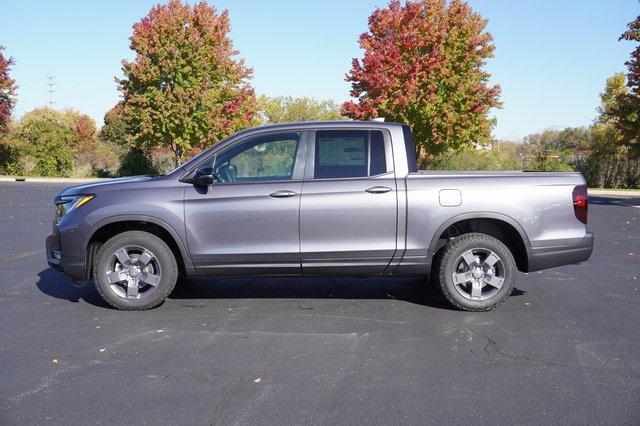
{"left": 572, "top": 185, "right": 588, "bottom": 224}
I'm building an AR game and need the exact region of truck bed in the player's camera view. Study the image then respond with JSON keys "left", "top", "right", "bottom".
{"left": 413, "top": 170, "right": 583, "bottom": 177}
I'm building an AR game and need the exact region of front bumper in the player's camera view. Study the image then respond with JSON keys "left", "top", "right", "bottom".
{"left": 527, "top": 232, "right": 594, "bottom": 272}
{"left": 45, "top": 215, "right": 88, "bottom": 282}
{"left": 45, "top": 233, "right": 64, "bottom": 272}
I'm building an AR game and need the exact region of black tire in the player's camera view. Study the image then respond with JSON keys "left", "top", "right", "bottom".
{"left": 93, "top": 231, "right": 178, "bottom": 310}
{"left": 435, "top": 233, "right": 516, "bottom": 311}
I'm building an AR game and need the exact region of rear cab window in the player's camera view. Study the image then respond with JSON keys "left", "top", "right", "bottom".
{"left": 402, "top": 125, "right": 418, "bottom": 173}
{"left": 313, "top": 130, "right": 388, "bottom": 179}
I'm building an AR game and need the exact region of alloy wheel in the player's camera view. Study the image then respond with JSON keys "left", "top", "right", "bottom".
{"left": 451, "top": 248, "right": 505, "bottom": 301}
{"left": 104, "top": 246, "right": 161, "bottom": 300}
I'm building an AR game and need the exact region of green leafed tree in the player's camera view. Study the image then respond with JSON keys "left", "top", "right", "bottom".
{"left": 516, "top": 74, "right": 640, "bottom": 188}
{"left": 424, "top": 141, "right": 522, "bottom": 171}
{"left": 118, "top": 0, "right": 257, "bottom": 168}
{"left": 592, "top": 73, "right": 628, "bottom": 158}
{"left": 598, "top": 72, "right": 628, "bottom": 126}
{"left": 594, "top": 71, "right": 640, "bottom": 187}
{"left": 99, "top": 103, "right": 130, "bottom": 147}
{"left": 342, "top": 0, "right": 501, "bottom": 158}
{"left": 11, "top": 108, "right": 97, "bottom": 176}
{"left": 606, "top": 15, "right": 640, "bottom": 155}
{"left": 257, "top": 95, "right": 344, "bottom": 124}
{"left": 518, "top": 129, "right": 577, "bottom": 172}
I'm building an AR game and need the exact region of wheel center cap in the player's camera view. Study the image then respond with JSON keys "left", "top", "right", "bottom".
{"left": 128, "top": 266, "right": 141, "bottom": 277}
{"left": 472, "top": 268, "right": 484, "bottom": 279}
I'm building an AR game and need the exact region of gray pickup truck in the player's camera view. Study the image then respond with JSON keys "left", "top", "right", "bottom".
{"left": 46, "top": 121, "right": 593, "bottom": 311}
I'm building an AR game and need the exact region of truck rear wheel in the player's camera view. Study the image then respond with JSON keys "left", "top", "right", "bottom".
{"left": 93, "top": 231, "right": 178, "bottom": 310}
{"left": 435, "top": 233, "right": 516, "bottom": 311}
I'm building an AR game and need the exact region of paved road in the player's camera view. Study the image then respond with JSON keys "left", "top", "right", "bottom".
{"left": 0, "top": 182, "right": 638, "bottom": 425}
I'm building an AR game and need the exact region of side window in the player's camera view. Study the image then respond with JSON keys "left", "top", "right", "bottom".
{"left": 214, "top": 132, "right": 300, "bottom": 183}
{"left": 314, "top": 130, "right": 387, "bottom": 179}
{"left": 370, "top": 131, "right": 386, "bottom": 176}
{"left": 402, "top": 125, "right": 417, "bottom": 172}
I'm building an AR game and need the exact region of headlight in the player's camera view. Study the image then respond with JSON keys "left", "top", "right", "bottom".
{"left": 54, "top": 194, "right": 95, "bottom": 219}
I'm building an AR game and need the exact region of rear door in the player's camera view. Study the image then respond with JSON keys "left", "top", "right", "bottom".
{"left": 299, "top": 129, "right": 398, "bottom": 275}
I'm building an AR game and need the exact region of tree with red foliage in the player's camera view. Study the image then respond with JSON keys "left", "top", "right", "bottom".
{"left": 0, "top": 46, "right": 17, "bottom": 137}
{"left": 118, "top": 0, "right": 257, "bottom": 167}
{"left": 606, "top": 15, "right": 640, "bottom": 155}
{"left": 342, "top": 0, "right": 501, "bottom": 158}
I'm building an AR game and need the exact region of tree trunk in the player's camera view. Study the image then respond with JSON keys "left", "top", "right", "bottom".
{"left": 173, "top": 150, "right": 181, "bottom": 169}
{"left": 170, "top": 140, "right": 181, "bottom": 168}
{"left": 416, "top": 145, "right": 427, "bottom": 168}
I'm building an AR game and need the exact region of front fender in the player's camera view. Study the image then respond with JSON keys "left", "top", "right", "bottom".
{"left": 82, "top": 214, "right": 195, "bottom": 279}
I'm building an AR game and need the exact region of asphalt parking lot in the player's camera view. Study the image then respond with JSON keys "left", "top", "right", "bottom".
{"left": 0, "top": 181, "right": 638, "bottom": 425}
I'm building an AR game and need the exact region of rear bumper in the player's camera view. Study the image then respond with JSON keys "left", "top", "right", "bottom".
{"left": 527, "top": 232, "right": 594, "bottom": 272}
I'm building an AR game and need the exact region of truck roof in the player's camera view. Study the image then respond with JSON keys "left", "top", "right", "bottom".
{"left": 238, "top": 120, "right": 406, "bottom": 133}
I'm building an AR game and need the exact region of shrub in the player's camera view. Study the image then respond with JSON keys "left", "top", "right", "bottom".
{"left": 257, "top": 96, "right": 343, "bottom": 124}
{"left": 11, "top": 109, "right": 76, "bottom": 176}
{"left": 423, "top": 143, "right": 523, "bottom": 171}
{"left": 9, "top": 107, "right": 99, "bottom": 177}
{"left": 75, "top": 140, "right": 123, "bottom": 178}
{"left": 117, "top": 148, "right": 158, "bottom": 176}
{"left": 0, "top": 140, "right": 23, "bottom": 174}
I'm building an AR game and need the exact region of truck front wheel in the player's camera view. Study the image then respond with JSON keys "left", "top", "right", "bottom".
{"left": 93, "top": 231, "right": 178, "bottom": 310}
{"left": 434, "top": 233, "right": 516, "bottom": 311}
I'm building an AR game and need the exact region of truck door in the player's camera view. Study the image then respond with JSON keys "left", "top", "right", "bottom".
{"left": 183, "top": 131, "right": 307, "bottom": 275}
{"left": 300, "top": 129, "right": 398, "bottom": 275}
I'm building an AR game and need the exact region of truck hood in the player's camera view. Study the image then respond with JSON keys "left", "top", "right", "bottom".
{"left": 58, "top": 176, "right": 155, "bottom": 197}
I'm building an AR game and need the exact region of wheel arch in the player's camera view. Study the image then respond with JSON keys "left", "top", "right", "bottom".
{"left": 83, "top": 215, "right": 194, "bottom": 280}
{"left": 427, "top": 212, "right": 532, "bottom": 272}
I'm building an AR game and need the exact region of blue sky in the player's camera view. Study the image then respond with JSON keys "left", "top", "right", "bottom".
{"left": 0, "top": 0, "right": 637, "bottom": 140}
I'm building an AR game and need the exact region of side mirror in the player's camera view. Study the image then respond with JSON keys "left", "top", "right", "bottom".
{"left": 193, "top": 167, "right": 216, "bottom": 186}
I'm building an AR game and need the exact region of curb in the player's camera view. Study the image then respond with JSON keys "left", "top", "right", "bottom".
{"left": 0, "top": 176, "right": 107, "bottom": 183}
{"left": 589, "top": 189, "right": 640, "bottom": 197}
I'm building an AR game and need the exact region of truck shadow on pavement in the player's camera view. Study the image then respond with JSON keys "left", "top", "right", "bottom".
{"left": 36, "top": 267, "right": 526, "bottom": 311}
{"left": 36, "top": 268, "right": 110, "bottom": 307}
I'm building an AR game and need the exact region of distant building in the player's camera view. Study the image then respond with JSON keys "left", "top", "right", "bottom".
{"left": 473, "top": 141, "right": 492, "bottom": 151}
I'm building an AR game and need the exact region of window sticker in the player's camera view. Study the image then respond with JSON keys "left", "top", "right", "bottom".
{"left": 318, "top": 137, "right": 365, "bottom": 166}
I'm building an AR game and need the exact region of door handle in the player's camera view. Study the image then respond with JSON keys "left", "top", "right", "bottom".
{"left": 365, "top": 186, "right": 392, "bottom": 194}
{"left": 269, "top": 190, "right": 297, "bottom": 198}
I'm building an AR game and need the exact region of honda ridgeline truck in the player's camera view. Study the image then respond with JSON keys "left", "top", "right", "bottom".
{"left": 46, "top": 121, "right": 593, "bottom": 311}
